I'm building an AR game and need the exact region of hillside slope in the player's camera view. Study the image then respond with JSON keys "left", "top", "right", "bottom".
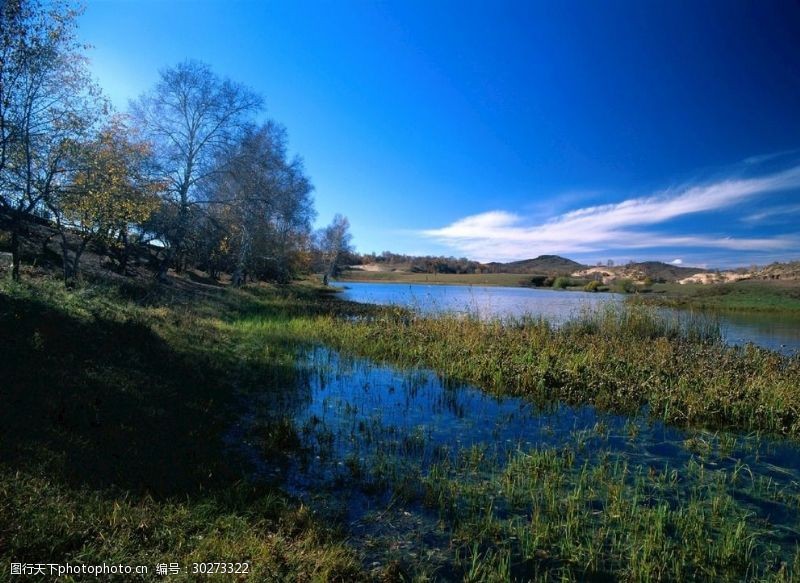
{"left": 487, "top": 255, "right": 586, "bottom": 274}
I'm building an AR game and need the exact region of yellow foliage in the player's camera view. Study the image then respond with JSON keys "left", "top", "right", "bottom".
{"left": 62, "top": 117, "right": 162, "bottom": 241}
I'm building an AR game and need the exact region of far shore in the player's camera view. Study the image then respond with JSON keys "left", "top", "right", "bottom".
{"left": 337, "top": 270, "right": 800, "bottom": 313}
{"left": 336, "top": 270, "right": 533, "bottom": 287}
{"left": 335, "top": 270, "right": 610, "bottom": 290}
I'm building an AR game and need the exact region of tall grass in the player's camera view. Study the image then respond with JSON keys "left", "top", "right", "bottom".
{"left": 420, "top": 444, "right": 799, "bottom": 581}
{"left": 291, "top": 301, "right": 800, "bottom": 438}
{"left": 562, "top": 302, "right": 721, "bottom": 343}
{"left": 3, "top": 273, "right": 799, "bottom": 581}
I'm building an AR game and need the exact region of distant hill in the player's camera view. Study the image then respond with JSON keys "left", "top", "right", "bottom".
{"left": 754, "top": 261, "right": 800, "bottom": 281}
{"left": 573, "top": 261, "right": 706, "bottom": 283}
{"left": 486, "top": 255, "right": 586, "bottom": 274}
{"left": 627, "top": 261, "right": 706, "bottom": 281}
{"left": 349, "top": 250, "right": 800, "bottom": 284}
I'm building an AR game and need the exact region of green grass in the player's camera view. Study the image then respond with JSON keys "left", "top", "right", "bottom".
{"left": 418, "top": 444, "right": 800, "bottom": 581}
{"left": 291, "top": 304, "right": 800, "bottom": 438}
{"left": 639, "top": 280, "right": 800, "bottom": 313}
{"left": 0, "top": 275, "right": 367, "bottom": 581}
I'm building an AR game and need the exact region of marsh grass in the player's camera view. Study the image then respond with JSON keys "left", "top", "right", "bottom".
{"left": 417, "top": 444, "right": 800, "bottom": 581}
{"left": 295, "top": 302, "right": 800, "bottom": 438}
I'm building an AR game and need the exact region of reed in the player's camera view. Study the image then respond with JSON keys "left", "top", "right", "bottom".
{"left": 290, "top": 301, "right": 800, "bottom": 438}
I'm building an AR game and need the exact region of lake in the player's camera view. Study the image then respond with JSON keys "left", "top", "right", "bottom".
{"left": 337, "top": 281, "right": 800, "bottom": 354}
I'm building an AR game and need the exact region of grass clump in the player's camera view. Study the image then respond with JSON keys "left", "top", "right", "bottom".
{"left": 552, "top": 276, "right": 572, "bottom": 289}
{"left": 420, "top": 445, "right": 799, "bottom": 581}
{"left": 583, "top": 280, "right": 601, "bottom": 292}
{"left": 613, "top": 278, "right": 637, "bottom": 293}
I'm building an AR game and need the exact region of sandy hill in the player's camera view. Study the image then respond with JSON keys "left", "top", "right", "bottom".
{"left": 573, "top": 261, "right": 705, "bottom": 284}
{"left": 677, "top": 261, "right": 800, "bottom": 285}
{"left": 754, "top": 261, "right": 800, "bottom": 280}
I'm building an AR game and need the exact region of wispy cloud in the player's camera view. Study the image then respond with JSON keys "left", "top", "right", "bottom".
{"left": 742, "top": 203, "right": 800, "bottom": 223}
{"left": 421, "top": 164, "right": 800, "bottom": 262}
{"left": 743, "top": 148, "right": 800, "bottom": 165}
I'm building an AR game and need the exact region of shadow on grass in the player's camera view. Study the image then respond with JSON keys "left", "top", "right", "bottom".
{"left": 0, "top": 291, "right": 302, "bottom": 499}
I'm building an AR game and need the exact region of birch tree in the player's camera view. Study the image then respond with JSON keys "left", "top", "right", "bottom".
{"left": 130, "top": 60, "right": 262, "bottom": 281}
{"left": 206, "top": 122, "right": 314, "bottom": 285}
{"left": 318, "top": 214, "right": 353, "bottom": 285}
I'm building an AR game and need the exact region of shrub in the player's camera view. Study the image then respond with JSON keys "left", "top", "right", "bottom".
{"left": 583, "top": 280, "right": 601, "bottom": 292}
{"left": 614, "top": 278, "right": 636, "bottom": 293}
{"left": 529, "top": 275, "right": 553, "bottom": 287}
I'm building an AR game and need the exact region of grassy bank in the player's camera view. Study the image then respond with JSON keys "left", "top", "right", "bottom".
{"left": 0, "top": 275, "right": 367, "bottom": 581}
{"left": 638, "top": 280, "right": 800, "bottom": 313}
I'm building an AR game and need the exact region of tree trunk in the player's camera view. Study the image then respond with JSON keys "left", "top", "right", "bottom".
{"left": 69, "top": 242, "right": 87, "bottom": 286}
{"left": 42, "top": 233, "right": 53, "bottom": 256}
{"left": 174, "top": 248, "right": 185, "bottom": 274}
{"left": 117, "top": 229, "right": 129, "bottom": 275}
{"left": 59, "top": 233, "right": 72, "bottom": 285}
{"left": 155, "top": 242, "right": 176, "bottom": 283}
{"left": 157, "top": 256, "right": 170, "bottom": 282}
{"left": 232, "top": 230, "right": 250, "bottom": 287}
{"left": 10, "top": 226, "right": 21, "bottom": 281}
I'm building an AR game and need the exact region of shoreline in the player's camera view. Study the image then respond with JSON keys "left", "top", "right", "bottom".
{"left": 337, "top": 273, "right": 800, "bottom": 314}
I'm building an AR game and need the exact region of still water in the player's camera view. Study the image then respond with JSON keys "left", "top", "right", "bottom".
{"left": 337, "top": 281, "right": 800, "bottom": 354}
{"left": 230, "top": 346, "right": 800, "bottom": 576}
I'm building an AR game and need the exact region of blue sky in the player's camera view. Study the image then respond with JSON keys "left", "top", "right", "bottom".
{"left": 78, "top": 1, "right": 800, "bottom": 267}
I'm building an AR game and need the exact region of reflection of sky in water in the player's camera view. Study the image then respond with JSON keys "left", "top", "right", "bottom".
{"left": 339, "top": 282, "right": 800, "bottom": 354}
{"left": 229, "top": 346, "right": 800, "bottom": 562}
{"left": 339, "top": 281, "right": 618, "bottom": 322}
{"left": 720, "top": 311, "right": 800, "bottom": 353}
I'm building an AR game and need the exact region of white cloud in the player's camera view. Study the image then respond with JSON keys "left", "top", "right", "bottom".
{"left": 421, "top": 164, "right": 800, "bottom": 262}
{"left": 742, "top": 203, "right": 800, "bottom": 223}
{"left": 670, "top": 259, "right": 683, "bottom": 265}
{"left": 743, "top": 148, "right": 800, "bottom": 165}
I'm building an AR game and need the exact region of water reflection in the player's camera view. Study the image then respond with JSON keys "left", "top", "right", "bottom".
{"left": 229, "top": 346, "right": 800, "bottom": 573}
{"left": 338, "top": 281, "right": 800, "bottom": 353}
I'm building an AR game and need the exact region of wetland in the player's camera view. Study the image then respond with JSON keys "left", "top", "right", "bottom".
{"left": 3, "top": 275, "right": 800, "bottom": 581}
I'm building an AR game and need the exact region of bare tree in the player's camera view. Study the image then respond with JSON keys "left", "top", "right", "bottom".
{"left": 130, "top": 60, "right": 262, "bottom": 281}
{"left": 206, "top": 122, "right": 314, "bottom": 285}
{"left": 317, "top": 214, "right": 353, "bottom": 285}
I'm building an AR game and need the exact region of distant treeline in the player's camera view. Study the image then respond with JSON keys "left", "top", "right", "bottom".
{"left": 347, "top": 252, "right": 580, "bottom": 275}
{"left": 350, "top": 252, "right": 486, "bottom": 274}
